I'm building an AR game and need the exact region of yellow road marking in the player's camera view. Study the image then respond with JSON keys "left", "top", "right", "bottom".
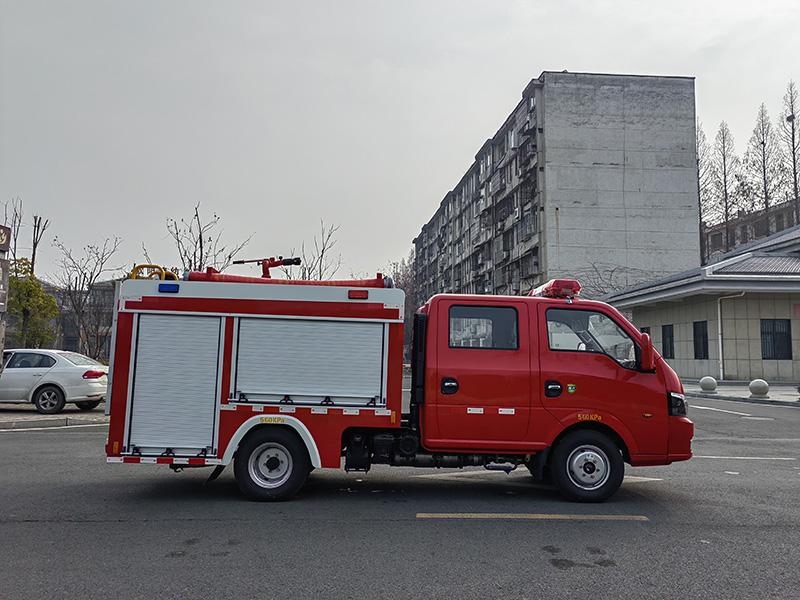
{"left": 416, "top": 513, "right": 648, "bottom": 521}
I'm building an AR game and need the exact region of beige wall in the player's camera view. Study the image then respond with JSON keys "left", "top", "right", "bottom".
{"left": 629, "top": 293, "right": 800, "bottom": 382}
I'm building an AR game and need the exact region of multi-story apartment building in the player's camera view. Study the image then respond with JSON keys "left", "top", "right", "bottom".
{"left": 413, "top": 71, "right": 700, "bottom": 300}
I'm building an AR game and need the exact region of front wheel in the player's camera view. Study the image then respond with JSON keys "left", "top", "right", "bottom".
{"left": 33, "top": 386, "right": 66, "bottom": 414}
{"left": 550, "top": 430, "right": 624, "bottom": 503}
{"left": 233, "top": 428, "right": 310, "bottom": 501}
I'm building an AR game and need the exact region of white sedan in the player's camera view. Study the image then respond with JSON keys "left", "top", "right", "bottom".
{"left": 0, "top": 349, "right": 108, "bottom": 414}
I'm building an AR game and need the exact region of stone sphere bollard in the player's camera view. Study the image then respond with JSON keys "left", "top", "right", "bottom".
{"left": 749, "top": 379, "right": 769, "bottom": 398}
{"left": 699, "top": 376, "right": 717, "bottom": 392}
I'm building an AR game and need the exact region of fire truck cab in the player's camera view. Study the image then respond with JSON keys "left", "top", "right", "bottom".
{"left": 105, "top": 269, "right": 692, "bottom": 503}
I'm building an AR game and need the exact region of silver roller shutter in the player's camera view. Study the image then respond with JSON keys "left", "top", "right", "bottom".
{"left": 128, "top": 314, "right": 221, "bottom": 453}
{"left": 236, "top": 318, "right": 385, "bottom": 404}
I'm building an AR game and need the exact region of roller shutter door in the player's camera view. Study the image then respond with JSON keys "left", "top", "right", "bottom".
{"left": 236, "top": 318, "right": 385, "bottom": 404}
{"left": 128, "top": 314, "right": 221, "bottom": 453}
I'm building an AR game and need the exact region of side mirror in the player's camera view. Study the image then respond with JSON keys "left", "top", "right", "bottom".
{"left": 640, "top": 333, "right": 655, "bottom": 372}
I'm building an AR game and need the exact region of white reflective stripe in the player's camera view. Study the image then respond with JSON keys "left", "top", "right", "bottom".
{"left": 376, "top": 410, "right": 391, "bottom": 416}
{"left": 467, "top": 407, "right": 484, "bottom": 414}
{"left": 498, "top": 408, "right": 515, "bottom": 415}
{"left": 107, "top": 457, "right": 124, "bottom": 463}
{"left": 344, "top": 409, "right": 360, "bottom": 415}
{"left": 279, "top": 406, "right": 296, "bottom": 413}
{"left": 311, "top": 408, "right": 328, "bottom": 414}
{"left": 221, "top": 415, "right": 322, "bottom": 468}
{"left": 220, "top": 405, "right": 237, "bottom": 411}
{"left": 250, "top": 405, "right": 264, "bottom": 412}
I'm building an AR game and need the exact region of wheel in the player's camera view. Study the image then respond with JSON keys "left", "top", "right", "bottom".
{"left": 33, "top": 386, "right": 66, "bottom": 414}
{"left": 550, "top": 430, "right": 624, "bottom": 503}
{"left": 75, "top": 400, "right": 102, "bottom": 411}
{"left": 233, "top": 428, "right": 310, "bottom": 501}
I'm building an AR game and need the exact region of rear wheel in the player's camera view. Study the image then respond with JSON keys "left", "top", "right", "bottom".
{"left": 234, "top": 428, "right": 310, "bottom": 501}
{"left": 551, "top": 430, "right": 624, "bottom": 503}
{"left": 33, "top": 386, "right": 66, "bottom": 414}
{"left": 75, "top": 400, "right": 102, "bottom": 411}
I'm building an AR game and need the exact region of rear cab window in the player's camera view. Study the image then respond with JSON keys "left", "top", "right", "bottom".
{"left": 449, "top": 305, "right": 519, "bottom": 350}
{"left": 546, "top": 308, "right": 638, "bottom": 369}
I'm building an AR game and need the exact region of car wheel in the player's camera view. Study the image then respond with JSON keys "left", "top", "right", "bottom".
{"left": 551, "top": 430, "right": 624, "bottom": 503}
{"left": 75, "top": 400, "right": 102, "bottom": 411}
{"left": 33, "top": 386, "right": 66, "bottom": 414}
{"left": 234, "top": 428, "right": 310, "bottom": 501}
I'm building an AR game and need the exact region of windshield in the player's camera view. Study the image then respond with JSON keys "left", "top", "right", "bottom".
{"left": 58, "top": 352, "right": 103, "bottom": 366}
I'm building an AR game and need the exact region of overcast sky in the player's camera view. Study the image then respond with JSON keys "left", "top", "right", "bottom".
{"left": 1, "top": 0, "right": 799, "bottom": 281}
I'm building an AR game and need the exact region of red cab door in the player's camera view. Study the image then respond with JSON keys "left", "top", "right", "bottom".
{"left": 433, "top": 298, "right": 532, "bottom": 444}
{"left": 537, "top": 303, "right": 669, "bottom": 457}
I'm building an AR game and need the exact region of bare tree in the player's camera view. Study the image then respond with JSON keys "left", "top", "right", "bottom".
{"left": 282, "top": 220, "right": 342, "bottom": 281}
{"left": 52, "top": 237, "right": 122, "bottom": 359}
{"left": 163, "top": 203, "right": 253, "bottom": 273}
{"left": 386, "top": 249, "right": 419, "bottom": 360}
{"left": 744, "top": 104, "right": 783, "bottom": 235}
{"left": 780, "top": 80, "right": 800, "bottom": 227}
{"left": 30, "top": 215, "right": 50, "bottom": 277}
{"left": 571, "top": 262, "right": 656, "bottom": 299}
{"left": 697, "top": 121, "right": 714, "bottom": 262}
{"left": 712, "top": 121, "right": 740, "bottom": 251}
{"left": 7, "top": 197, "right": 23, "bottom": 263}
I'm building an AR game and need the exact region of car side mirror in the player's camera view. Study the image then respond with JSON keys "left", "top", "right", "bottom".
{"left": 640, "top": 333, "right": 655, "bottom": 372}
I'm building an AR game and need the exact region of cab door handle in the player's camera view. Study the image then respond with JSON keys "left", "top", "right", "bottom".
{"left": 441, "top": 378, "right": 459, "bottom": 395}
{"left": 545, "top": 380, "right": 563, "bottom": 398}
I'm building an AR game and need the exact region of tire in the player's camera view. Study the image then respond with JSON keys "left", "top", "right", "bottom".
{"left": 233, "top": 428, "right": 310, "bottom": 501}
{"left": 33, "top": 386, "right": 66, "bottom": 414}
{"left": 75, "top": 400, "right": 102, "bottom": 411}
{"left": 550, "top": 430, "right": 624, "bottom": 503}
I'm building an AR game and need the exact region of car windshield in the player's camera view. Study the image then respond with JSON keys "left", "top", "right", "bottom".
{"left": 58, "top": 352, "right": 102, "bottom": 366}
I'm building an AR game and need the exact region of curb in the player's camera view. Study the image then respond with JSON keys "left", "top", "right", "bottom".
{"left": 0, "top": 417, "right": 109, "bottom": 430}
{"left": 684, "top": 391, "right": 800, "bottom": 408}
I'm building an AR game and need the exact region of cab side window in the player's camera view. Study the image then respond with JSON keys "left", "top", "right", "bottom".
{"left": 449, "top": 306, "right": 518, "bottom": 350}
{"left": 546, "top": 308, "right": 637, "bottom": 369}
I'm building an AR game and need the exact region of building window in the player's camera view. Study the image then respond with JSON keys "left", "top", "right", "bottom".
{"left": 740, "top": 225, "right": 749, "bottom": 244}
{"left": 662, "top": 324, "right": 674, "bottom": 359}
{"left": 709, "top": 233, "right": 723, "bottom": 250}
{"left": 776, "top": 213, "right": 785, "bottom": 232}
{"left": 640, "top": 327, "right": 650, "bottom": 335}
{"left": 693, "top": 321, "right": 709, "bottom": 359}
{"left": 761, "top": 319, "right": 792, "bottom": 360}
{"left": 755, "top": 220, "right": 768, "bottom": 237}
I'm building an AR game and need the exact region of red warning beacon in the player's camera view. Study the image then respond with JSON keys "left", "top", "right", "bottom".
{"left": 529, "top": 278, "right": 582, "bottom": 299}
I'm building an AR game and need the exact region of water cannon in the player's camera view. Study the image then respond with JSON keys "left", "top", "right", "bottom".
{"left": 232, "top": 256, "right": 302, "bottom": 278}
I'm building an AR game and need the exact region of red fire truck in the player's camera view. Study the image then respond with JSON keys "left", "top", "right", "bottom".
{"left": 105, "top": 260, "right": 693, "bottom": 503}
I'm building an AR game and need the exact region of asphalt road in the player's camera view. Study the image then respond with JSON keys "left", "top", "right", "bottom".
{"left": 2, "top": 398, "right": 799, "bottom": 600}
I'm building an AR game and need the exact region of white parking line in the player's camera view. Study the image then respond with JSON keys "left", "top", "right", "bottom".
{"left": 694, "top": 456, "right": 796, "bottom": 461}
{"left": 692, "top": 405, "right": 751, "bottom": 416}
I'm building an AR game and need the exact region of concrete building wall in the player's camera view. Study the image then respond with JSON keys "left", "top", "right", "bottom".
{"left": 631, "top": 294, "right": 800, "bottom": 382}
{"left": 540, "top": 73, "right": 699, "bottom": 291}
{"left": 414, "top": 71, "right": 700, "bottom": 304}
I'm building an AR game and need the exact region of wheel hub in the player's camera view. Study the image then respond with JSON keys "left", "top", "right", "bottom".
{"left": 249, "top": 442, "right": 293, "bottom": 489}
{"left": 567, "top": 446, "right": 610, "bottom": 490}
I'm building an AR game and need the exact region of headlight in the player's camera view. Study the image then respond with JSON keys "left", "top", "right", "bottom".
{"left": 668, "top": 392, "right": 688, "bottom": 416}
